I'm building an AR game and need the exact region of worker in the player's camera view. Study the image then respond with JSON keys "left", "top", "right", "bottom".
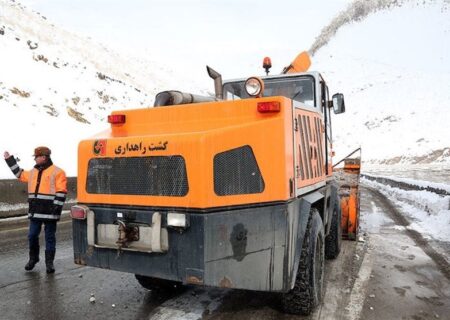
{"left": 3, "top": 147, "right": 67, "bottom": 273}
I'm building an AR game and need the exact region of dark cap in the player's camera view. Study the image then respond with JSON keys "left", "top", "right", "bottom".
{"left": 33, "top": 146, "right": 51, "bottom": 157}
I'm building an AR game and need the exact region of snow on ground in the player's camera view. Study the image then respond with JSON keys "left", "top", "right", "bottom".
{"left": 360, "top": 200, "right": 391, "bottom": 233}
{"left": 313, "top": 0, "right": 450, "bottom": 166}
{"left": 362, "top": 176, "right": 450, "bottom": 242}
{"left": 0, "top": 202, "right": 28, "bottom": 212}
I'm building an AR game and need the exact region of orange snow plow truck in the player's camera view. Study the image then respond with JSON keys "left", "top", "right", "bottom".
{"left": 71, "top": 52, "right": 359, "bottom": 315}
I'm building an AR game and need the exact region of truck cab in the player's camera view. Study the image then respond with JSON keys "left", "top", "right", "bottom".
{"left": 222, "top": 71, "right": 343, "bottom": 176}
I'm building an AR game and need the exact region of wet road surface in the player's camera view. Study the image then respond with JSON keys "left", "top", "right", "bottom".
{"left": 0, "top": 219, "right": 360, "bottom": 320}
{"left": 358, "top": 186, "right": 450, "bottom": 320}
{"left": 0, "top": 221, "right": 163, "bottom": 320}
{"left": 0, "top": 185, "right": 449, "bottom": 319}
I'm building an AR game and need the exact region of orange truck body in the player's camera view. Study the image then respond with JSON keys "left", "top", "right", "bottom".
{"left": 72, "top": 53, "right": 352, "bottom": 315}
{"left": 78, "top": 97, "right": 293, "bottom": 208}
{"left": 78, "top": 96, "right": 328, "bottom": 209}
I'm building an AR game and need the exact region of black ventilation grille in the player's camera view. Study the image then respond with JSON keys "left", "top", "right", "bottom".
{"left": 86, "top": 156, "right": 188, "bottom": 196}
{"left": 214, "top": 145, "right": 264, "bottom": 196}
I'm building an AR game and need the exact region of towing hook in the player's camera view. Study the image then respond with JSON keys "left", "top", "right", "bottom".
{"left": 116, "top": 220, "right": 139, "bottom": 249}
{"left": 116, "top": 220, "right": 128, "bottom": 247}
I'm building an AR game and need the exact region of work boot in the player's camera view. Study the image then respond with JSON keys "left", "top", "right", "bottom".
{"left": 24, "top": 247, "right": 40, "bottom": 271}
{"left": 45, "top": 250, "right": 55, "bottom": 274}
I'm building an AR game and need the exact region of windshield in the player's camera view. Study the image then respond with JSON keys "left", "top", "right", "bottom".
{"left": 223, "top": 76, "right": 315, "bottom": 107}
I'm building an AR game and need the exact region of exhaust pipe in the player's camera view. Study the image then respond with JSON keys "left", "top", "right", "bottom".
{"left": 206, "top": 66, "right": 223, "bottom": 100}
{"left": 154, "top": 90, "right": 217, "bottom": 107}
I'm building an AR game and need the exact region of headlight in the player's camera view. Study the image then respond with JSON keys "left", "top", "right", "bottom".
{"left": 245, "top": 77, "right": 264, "bottom": 97}
{"left": 167, "top": 212, "right": 189, "bottom": 228}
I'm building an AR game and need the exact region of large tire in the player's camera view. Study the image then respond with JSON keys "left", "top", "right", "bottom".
{"left": 325, "top": 200, "right": 342, "bottom": 259}
{"left": 135, "top": 275, "right": 182, "bottom": 292}
{"left": 281, "top": 208, "right": 325, "bottom": 315}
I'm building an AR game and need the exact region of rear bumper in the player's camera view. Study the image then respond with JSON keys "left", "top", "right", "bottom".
{"left": 72, "top": 200, "right": 310, "bottom": 292}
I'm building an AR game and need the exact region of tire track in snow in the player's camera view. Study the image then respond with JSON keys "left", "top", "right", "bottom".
{"left": 363, "top": 186, "right": 450, "bottom": 280}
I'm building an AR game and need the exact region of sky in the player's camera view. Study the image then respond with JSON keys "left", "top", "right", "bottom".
{"left": 19, "top": 0, "right": 351, "bottom": 79}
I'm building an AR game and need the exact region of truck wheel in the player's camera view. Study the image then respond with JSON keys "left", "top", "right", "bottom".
{"left": 325, "top": 201, "right": 342, "bottom": 259}
{"left": 281, "top": 208, "right": 325, "bottom": 315}
{"left": 135, "top": 275, "right": 182, "bottom": 292}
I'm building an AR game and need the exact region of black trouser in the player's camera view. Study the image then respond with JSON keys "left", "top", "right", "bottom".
{"left": 28, "top": 219, "right": 57, "bottom": 251}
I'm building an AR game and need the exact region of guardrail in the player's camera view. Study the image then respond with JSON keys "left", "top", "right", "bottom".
{"left": 361, "top": 174, "right": 450, "bottom": 196}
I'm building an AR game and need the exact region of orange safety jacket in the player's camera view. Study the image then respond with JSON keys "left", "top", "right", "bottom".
{"left": 5, "top": 155, "right": 67, "bottom": 221}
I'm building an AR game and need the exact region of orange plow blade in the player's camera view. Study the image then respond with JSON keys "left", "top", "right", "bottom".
{"left": 334, "top": 156, "right": 361, "bottom": 240}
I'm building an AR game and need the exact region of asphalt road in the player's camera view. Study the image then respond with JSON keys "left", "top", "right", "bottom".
{"left": 357, "top": 186, "right": 450, "bottom": 320}
{"left": 0, "top": 219, "right": 360, "bottom": 320}
{"left": 0, "top": 187, "right": 448, "bottom": 319}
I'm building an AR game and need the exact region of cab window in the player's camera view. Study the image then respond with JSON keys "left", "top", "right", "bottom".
{"left": 224, "top": 76, "right": 316, "bottom": 107}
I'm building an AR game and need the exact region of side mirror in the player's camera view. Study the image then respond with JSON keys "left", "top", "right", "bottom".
{"left": 331, "top": 93, "right": 345, "bottom": 114}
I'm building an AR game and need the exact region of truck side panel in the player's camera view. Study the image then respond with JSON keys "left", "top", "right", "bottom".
{"left": 294, "top": 108, "right": 326, "bottom": 195}
{"left": 203, "top": 203, "right": 291, "bottom": 291}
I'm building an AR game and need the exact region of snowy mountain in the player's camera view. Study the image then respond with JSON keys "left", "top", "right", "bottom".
{"left": 311, "top": 0, "right": 450, "bottom": 168}
{"left": 0, "top": 0, "right": 202, "bottom": 178}
{"left": 0, "top": 0, "right": 449, "bottom": 179}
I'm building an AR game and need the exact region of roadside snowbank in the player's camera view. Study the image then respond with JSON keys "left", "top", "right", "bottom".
{"left": 362, "top": 176, "right": 450, "bottom": 242}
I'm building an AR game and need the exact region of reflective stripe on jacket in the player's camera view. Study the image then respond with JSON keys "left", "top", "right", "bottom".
{"left": 5, "top": 156, "right": 67, "bottom": 221}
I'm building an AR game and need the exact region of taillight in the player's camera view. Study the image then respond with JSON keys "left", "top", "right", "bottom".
{"left": 70, "top": 205, "right": 88, "bottom": 220}
{"left": 257, "top": 101, "right": 280, "bottom": 113}
{"left": 108, "top": 114, "right": 126, "bottom": 124}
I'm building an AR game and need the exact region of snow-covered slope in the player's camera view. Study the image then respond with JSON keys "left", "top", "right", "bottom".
{"left": 311, "top": 0, "right": 450, "bottom": 167}
{"left": 1, "top": 0, "right": 449, "bottom": 179}
{"left": 0, "top": 0, "right": 193, "bottom": 178}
